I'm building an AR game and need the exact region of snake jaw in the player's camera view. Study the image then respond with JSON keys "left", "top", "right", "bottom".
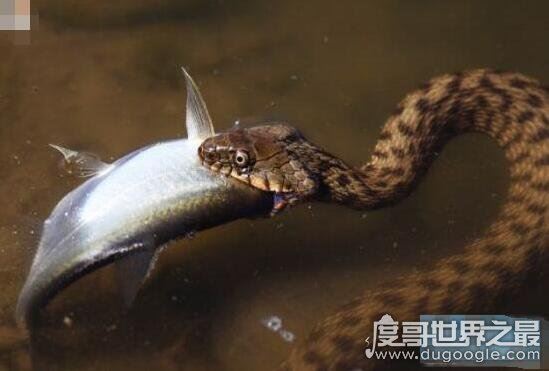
{"left": 219, "top": 165, "right": 233, "bottom": 176}
{"left": 234, "top": 166, "right": 252, "bottom": 176}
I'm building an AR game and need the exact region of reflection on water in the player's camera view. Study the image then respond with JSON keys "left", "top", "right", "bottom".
{"left": 1, "top": 1, "right": 548, "bottom": 370}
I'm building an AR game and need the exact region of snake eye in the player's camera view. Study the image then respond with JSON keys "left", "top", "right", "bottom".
{"left": 233, "top": 150, "right": 250, "bottom": 167}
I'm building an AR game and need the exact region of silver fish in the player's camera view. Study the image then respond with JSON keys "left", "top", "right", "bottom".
{"left": 16, "top": 68, "right": 272, "bottom": 328}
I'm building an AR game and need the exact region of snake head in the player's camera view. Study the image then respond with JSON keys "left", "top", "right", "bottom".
{"left": 198, "top": 124, "right": 317, "bottom": 206}
{"left": 198, "top": 130, "right": 257, "bottom": 176}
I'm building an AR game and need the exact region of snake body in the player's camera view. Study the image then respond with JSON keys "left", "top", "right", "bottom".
{"left": 199, "top": 69, "right": 549, "bottom": 370}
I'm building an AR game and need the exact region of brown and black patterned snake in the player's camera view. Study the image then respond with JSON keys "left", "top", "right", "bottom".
{"left": 198, "top": 69, "right": 549, "bottom": 370}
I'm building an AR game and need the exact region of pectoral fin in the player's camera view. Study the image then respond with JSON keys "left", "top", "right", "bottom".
{"left": 182, "top": 67, "right": 215, "bottom": 140}
{"left": 115, "top": 247, "right": 160, "bottom": 307}
{"left": 49, "top": 144, "right": 112, "bottom": 177}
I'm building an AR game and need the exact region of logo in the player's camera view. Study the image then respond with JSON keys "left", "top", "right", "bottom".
{"left": 364, "top": 314, "right": 546, "bottom": 369}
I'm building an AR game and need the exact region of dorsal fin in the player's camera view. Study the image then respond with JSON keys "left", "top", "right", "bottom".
{"left": 182, "top": 67, "right": 215, "bottom": 140}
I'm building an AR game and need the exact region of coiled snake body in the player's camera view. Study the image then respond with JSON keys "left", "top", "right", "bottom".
{"left": 199, "top": 69, "right": 549, "bottom": 370}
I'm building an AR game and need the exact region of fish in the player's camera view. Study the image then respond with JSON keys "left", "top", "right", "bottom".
{"left": 15, "top": 68, "right": 272, "bottom": 329}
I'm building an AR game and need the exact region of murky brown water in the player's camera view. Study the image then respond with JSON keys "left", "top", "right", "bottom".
{"left": 1, "top": 1, "right": 548, "bottom": 370}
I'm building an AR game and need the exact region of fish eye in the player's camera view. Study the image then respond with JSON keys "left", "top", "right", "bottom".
{"left": 233, "top": 150, "right": 250, "bottom": 167}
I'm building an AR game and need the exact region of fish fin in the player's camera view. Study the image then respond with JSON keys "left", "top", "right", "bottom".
{"left": 49, "top": 144, "right": 111, "bottom": 178}
{"left": 115, "top": 248, "right": 159, "bottom": 308}
{"left": 181, "top": 67, "right": 215, "bottom": 140}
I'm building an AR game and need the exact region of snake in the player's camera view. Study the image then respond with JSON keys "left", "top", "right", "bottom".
{"left": 198, "top": 69, "right": 549, "bottom": 370}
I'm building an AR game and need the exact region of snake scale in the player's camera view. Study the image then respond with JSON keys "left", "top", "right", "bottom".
{"left": 198, "top": 69, "right": 549, "bottom": 371}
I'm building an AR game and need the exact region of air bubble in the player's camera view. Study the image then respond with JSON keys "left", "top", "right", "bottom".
{"left": 262, "top": 316, "right": 282, "bottom": 332}
{"left": 279, "top": 330, "right": 295, "bottom": 342}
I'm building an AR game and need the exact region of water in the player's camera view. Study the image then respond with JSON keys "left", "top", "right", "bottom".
{"left": 0, "top": 1, "right": 548, "bottom": 370}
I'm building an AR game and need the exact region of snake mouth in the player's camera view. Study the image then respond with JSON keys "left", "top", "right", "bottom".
{"left": 200, "top": 160, "right": 233, "bottom": 177}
